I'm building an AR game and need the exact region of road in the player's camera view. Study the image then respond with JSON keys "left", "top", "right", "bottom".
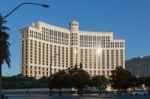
{"left": 8, "top": 95, "right": 150, "bottom": 99}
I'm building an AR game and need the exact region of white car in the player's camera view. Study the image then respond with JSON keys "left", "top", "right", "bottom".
{"left": 131, "top": 90, "right": 148, "bottom": 95}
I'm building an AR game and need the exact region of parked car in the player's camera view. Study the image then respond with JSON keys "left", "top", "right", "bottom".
{"left": 131, "top": 90, "right": 148, "bottom": 96}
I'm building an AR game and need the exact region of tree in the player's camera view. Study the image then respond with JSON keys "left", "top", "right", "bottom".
{"left": 62, "top": 73, "right": 72, "bottom": 88}
{"left": 3, "top": 74, "right": 40, "bottom": 89}
{"left": 39, "top": 76, "right": 49, "bottom": 87}
{"left": 71, "top": 69, "right": 90, "bottom": 95}
{"left": 144, "top": 77, "right": 150, "bottom": 90}
{"left": 0, "top": 15, "right": 11, "bottom": 98}
{"left": 49, "top": 70, "right": 67, "bottom": 95}
{"left": 110, "top": 66, "right": 133, "bottom": 93}
{"left": 135, "top": 76, "right": 150, "bottom": 90}
{"left": 90, "top": 75, "right": 108, "bottom": 94}
{"left": 48, "top": 67, "right": 91, "bottom": 95}
{"left": 0, "top": 16, "right": 10, "bottom": 67}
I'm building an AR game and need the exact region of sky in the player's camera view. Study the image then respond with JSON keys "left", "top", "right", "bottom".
{"left": 0, "top": 0, "right": 150, "bottom": 76}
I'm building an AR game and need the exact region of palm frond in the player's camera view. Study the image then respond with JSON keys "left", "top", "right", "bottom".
{"left": 2, "top": 20, "right": 7, "bottom": 24}
{"left": 0, "top": 19, "right": 11, "bottom": 68}
{"left": 0, "top": 31, "right": 9, "bottom": 40}
{"left": 2, "top": 26, "right": 9, "bottom": 31}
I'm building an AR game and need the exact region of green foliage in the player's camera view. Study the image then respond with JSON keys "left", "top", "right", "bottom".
{"left": 2, "top": 74, "right": 40, "bottom": 89}
{"left": 0, "top": 16, "right": 11, "bottom": 67}
{"left": 110, "top": 66, "right": 134, "bottom": 92}
{"left": 62, "top": 73, "right": 72, "bottom": 88}
{"left": 49, "top": 70, "right": 66, "bottom": 89}
{"left": 71, "top": 70, "right": 90, "bottom": 90}
{"left": 39, "top": 76, "right": 50, "bottom": 87}
{"left": 48, "top": 68, "right": 90, "bottom": 95}
{"left": 143, "top": 77, "right": 150, "bottom": 88}
{"left": 90, "top": 75, "right": 108, "bottom": 92}
{"left": 135, "top": 76, "right": 150, "bottom": 88}
{"left": 0, "top": 17, "right": 11, "bottom": 99}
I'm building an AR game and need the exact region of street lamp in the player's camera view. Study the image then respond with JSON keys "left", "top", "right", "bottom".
{"left": 2, "top": 3, "right": 49, "bottom": 20}
{"left": 0, "top": 2, "right": 49, "bottom": 99}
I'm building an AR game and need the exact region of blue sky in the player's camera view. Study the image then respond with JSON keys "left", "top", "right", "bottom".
{"left": 1, "top": 0, "right": 150, "bottom": 76}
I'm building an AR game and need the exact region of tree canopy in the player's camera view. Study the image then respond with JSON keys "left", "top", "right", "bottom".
{"left": 89, "top": 75, "right": 108, "bottom": 94}
{"left": 110, "top": 66, "right": 133, "bottom": 92}
{"left": 0, "top": 16, "right": 11, "bottom": 68}
{"left": 48, "top": 68, "right": 90, "bottom": 95}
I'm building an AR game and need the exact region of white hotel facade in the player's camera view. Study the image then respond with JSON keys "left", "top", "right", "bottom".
{"left": 21, "top": 20, "right": 125, "bottom": 79}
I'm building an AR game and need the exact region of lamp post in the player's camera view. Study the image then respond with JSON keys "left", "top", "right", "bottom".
{"left": 0, "top": 2, "right": 49, "bottom": 99}
{"left": 2, "top": 3, "right": 49, "bottom": 20}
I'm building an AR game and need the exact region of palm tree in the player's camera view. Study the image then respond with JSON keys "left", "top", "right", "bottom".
{"left": 0, "top": 15, "right": 11, "bottom": 98}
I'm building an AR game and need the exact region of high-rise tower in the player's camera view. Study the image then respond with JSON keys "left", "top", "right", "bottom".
{"left": 21, "top": 20, "right": 125, "bottom": 79}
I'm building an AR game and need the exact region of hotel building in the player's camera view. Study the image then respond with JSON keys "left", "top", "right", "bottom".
{"left": 126, "top": 55, "right": 150, "bottom": 77}
{"left": 21, "top": 20, "right": 125, "bottom": 79}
